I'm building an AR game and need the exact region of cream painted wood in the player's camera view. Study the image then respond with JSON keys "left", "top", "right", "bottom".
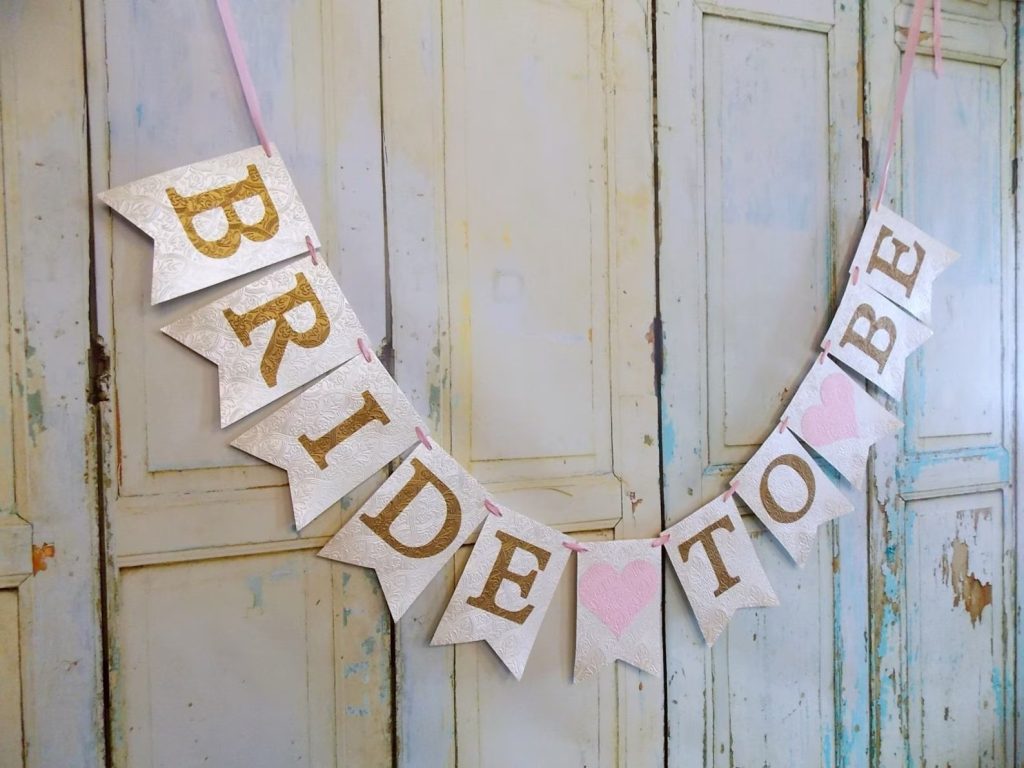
{"left": 383, "top": 0, "right": 662, "bottom": 764}
{"left": 85, "top": 1, "right": 392, "bottom": 765}
{"left": 866, "top": 2, "right": 1017, "bottom": 766}
{"left": 657, "top": 0, "right": 867, "bottom": 764}
{"left": 1, "top": 2, "right": 104, "bottom": 767}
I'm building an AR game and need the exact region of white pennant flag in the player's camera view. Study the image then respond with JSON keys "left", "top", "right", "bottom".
{"left": 99, "top": 144, "right": 318, "bottom": 304}
{"left": 849, "top": 206, "right": 959, "bottom": 324}
{"left": 318, "top": 443, "right": 489, "bottom": 620}
{"left": 431, "top": 506, "right": 570, "bottom": 680}
{"left": 732, "top": 428, "right": 853, "bottom": 566}
{"left": 782, "top": 357, "right": 902, "bottom": 489}
{"left": 574, "top": 539, "right": 663, "bottom": 682}
{"left": 663, "top": 495, "right": 778, "bottom": 646}
{"left": 232, "top": 353, "right": 423, "bottom": 530}
{"left": 162, "top": 257, "right": 366, "bottom": 426}
{"left": 822, "top": 281, "right": 932, "bottom": 400}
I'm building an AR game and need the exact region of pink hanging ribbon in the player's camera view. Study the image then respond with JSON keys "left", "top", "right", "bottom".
{"left": 215, "top": 0, "right": 272, "bottom": 157}
{"left": 874, "top": 0, "right": 929, "bottom": 210}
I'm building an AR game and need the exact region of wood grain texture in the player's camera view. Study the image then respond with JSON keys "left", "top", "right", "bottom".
{"left": 1, "top": 2, "right": 104, "bottom": 766}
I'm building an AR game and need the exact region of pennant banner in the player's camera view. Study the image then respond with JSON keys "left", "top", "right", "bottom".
{"left": 849, "top": 205, "right": 959, "bottom": 324}
{"left": 822, "top": 281, "right": 932, "bottom": 400}
{"left": 574, "top": 539, "right": 663, "bottom": 682}
{"left": 783, "top": 357, "right": 902, "bottom": 489}
{"left": 318, "top": 442, "right": 489, "bottom": 621}
{"left": 431, "top": 506, "right": 570, "bottom": 680}
{"left": 102, "top": 0, "right": 973, "bottom": 679}
{"left": 162, "top": 256, "right": 366, "bottom": 426}
{"left": 100, "top": 144, "right": 318, "bottom": 304}
{"left": 663, "top": 496, "right": 779, "bottom": 646}
{"left": 733, "top": 428, "right": 853, "bottom": 566}
{"left": 232, "top": 353, "right": 424, "bottom": 530}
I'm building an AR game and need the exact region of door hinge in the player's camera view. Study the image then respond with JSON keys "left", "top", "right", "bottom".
{"left": 88, "top": 334, "right": 110, "bottom": 405}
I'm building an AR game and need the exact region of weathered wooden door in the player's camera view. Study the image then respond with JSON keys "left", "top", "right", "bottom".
{"left": 2, "top": 0, "right": 1020, "bottom": 766}
{"left": 657, "top": 0, "right": 1018, "bottom": 765}
{"left": 1, "top": 4, "right": 105, "bottom": 767}
{"left": 86, "top": 0, "right": 661, "bottom": 766}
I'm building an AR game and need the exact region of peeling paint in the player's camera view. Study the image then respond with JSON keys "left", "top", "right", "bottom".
{"left": 32, "top": 542, "right": 56, "bottom": 574}
{"left": 939, "top": 537, "right": 992, "bottom": 627}
{"left": 26, "top": 389, "right": 45, "bottom": 443}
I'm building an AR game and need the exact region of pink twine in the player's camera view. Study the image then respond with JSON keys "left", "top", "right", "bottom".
{"left": 215, "top": 0, "right": 272, "bottom": 157}
{"left": 415, "top": 426, "right": 432, "bottom": 450}
{"left": 651, "top": 532, "right": 670, "bottom": 548}
{"left": 818, "top": 339, "right": 832, "bottom": 365}
{"left": 851, "top": 265, "right": 860, "bottom": 285}
{"left": 357, "top": 338, "right": 372, "bottom": 362}
{"left": 721, "top": 480, "right": 738, "bottom": 502}
{"left": 778, "top": 415, "right": 790, "bottom": 435}
{"left": 562, "top": 541, "right": 589, "bottom": 553}
{"left": 305, "top": 235, "right": 318, "bottom": 266}
{"left": 874, "top": 0, "right": 928, "bottom": 210}
{"left": 484, "top": 500, "right": 503, "bottom": 518}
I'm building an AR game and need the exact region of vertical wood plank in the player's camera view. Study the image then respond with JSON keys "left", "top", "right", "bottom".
{"left": 0, "top": 3, "right": 104, "bottom": 766}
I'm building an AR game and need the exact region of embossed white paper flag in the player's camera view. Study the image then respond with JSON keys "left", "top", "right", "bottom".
{"left": 431, "top": 506, "right": 570, "bottom": 680}
{"left": 232, "top": 353, "right": 424, "bottom": 530}
{"left": 783, "top": 357, "right": 902, "bottom": 489}
{"left": 162, "top": 257, "right": 366, "bottom": 426}
{"left": 318, "top": 443, "right": 489, "bottom": 621}
{"left": 99, "top": 145, "right": 318, "bottom": 303}
{"left": 663, "top": 495, "right": 779, "bottom": 646}
{"left": 574, "top": 539, "right": 663, "bottom": 683}
{"left": 733, "top": 428, "right": 853, "bottom": 566}
{"left": 849, "top": 206, "right": 959, "bottom": 324}
{"left": 823, "top": 281, "right": 932, "bottom": 400}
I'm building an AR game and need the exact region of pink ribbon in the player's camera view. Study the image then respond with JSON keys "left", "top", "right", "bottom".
{"left": 215, "top": 0, "right": 272, "bottom": 157}
{"left": 874, "top": 0, "right": 929, "bottom": 210}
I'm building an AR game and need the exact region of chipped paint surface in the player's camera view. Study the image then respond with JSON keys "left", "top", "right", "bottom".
{"left": 940, "top": 537, "right": 993, "bottom": 627}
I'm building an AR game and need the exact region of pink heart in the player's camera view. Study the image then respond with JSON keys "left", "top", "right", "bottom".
{"left": 800, "top": 372, "right": 859, "bottom": 446}
{"left": 579, "top": 560, "right": 659, "bottom": 638}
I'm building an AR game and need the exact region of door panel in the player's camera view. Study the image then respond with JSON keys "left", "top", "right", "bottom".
{"left": 866, "top": 2, "right": 1016, "bottom": 766}
{"left": 657, "top": 0, "right": 865, "bottom": 764}
{"left": 1, "top": 3, "right": 103, "bottom": 767}
{"left": 383, "top": 0, "right": 662, "bottom": 765}
{"left": 86, "top": 1, "right": 393, "bottom": 765}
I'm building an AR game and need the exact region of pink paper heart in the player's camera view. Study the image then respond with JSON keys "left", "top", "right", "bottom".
{"left": 800, "top": 372, "right": 859, "bottom": 446}
{"left": 579, "top": 560, "right": 659, "bottom": 638}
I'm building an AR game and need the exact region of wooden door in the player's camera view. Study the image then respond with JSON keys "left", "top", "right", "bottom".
{"left": 0, "top": 4, "right": 105, "bottom": 767}
{"left": 865, "top": 1, "right": 1017, "bottom": 765}
{"left": 87, "top": 2, "right": 394, "bottom": 765}
{"left": 381, "top": 1, "right": 661, "bottom": 765}
{"left": 86, "top": 0, "right": 661, "bottom": 765}
{"left": 657, "top": 0, "right": 1018, "bottom": 765}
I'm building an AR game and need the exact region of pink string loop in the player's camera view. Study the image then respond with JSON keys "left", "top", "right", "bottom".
{"left": 933, "top": 0, "right": 943, "bottom": 76}
{"left": 851, "top": 265, "right": 860, "bottom": 285}
{"left": 651, "top": 532, "right": 670, "bottom": 548}
{"left": 215, "top": 0, "right": 272, "bottom": 157}
{"left": 415, "top": 426, "right": 432, "bottom": 450}
{"left": 484, "top": 500, "right": 503, "bottom": 518}
{"left": 721, "top": 480, "right": 738, "bottom": 502}
{"left": 778, "top": 415, "right": 790, "bottom": 435}
{"left": 305, "top": 235, "right": 318, "bottom": 266}
{"left": 818, "top": 339, "right": 832, "bottom": 365}
{"left": 874, "top": 0, "right": 928, "bottom": 210}
{"left": 562, "top": 541, "right": 589, "bottom": 553}
{"left": 357, "top": 338, "right": 372, "bottom": 363}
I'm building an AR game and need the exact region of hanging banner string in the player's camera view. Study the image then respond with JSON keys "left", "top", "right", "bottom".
{"left": 215, "top": 0, "right": 272, "bottom": 157}
{"left": 874, "top": 0, "right": 942, "bottom": 210}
